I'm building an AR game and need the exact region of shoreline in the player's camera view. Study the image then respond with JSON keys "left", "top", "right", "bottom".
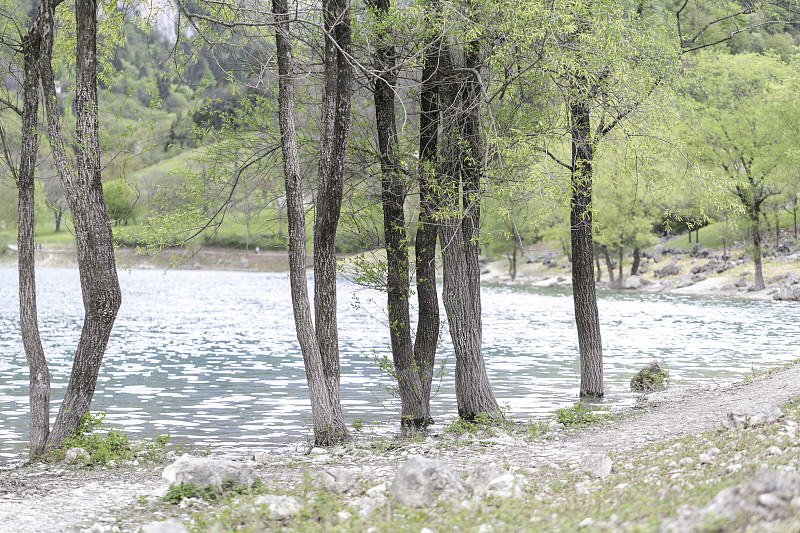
{"left": 3, "top": 363, "right": 800, "bottom": 532}
{"left": 2, "top": 243, "right": 799, "bottom": 303}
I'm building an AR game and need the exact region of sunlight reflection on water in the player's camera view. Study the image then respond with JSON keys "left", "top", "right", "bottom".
{"left": 0, "top": 267, "right": 798, "bottom": 464}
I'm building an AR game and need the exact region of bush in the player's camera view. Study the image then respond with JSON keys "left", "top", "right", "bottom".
{"left": 50, "top": 411, "right": 169, "bottom": 466}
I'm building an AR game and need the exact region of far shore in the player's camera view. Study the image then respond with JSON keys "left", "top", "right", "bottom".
{"left": 2, "top": 240, "right": 799, "bottom": 303}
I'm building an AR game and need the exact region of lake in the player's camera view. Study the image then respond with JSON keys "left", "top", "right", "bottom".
{"left": 1, "top": 267, "right": 798, "bottom": 465}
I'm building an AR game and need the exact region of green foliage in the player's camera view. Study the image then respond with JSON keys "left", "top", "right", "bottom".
{"left": 555, "top": 403, "right": 608, "bottom": 428}
{"left": 164, "top": 478, "right": 265, "bottom": 505}
{"left": 50, "top": 411, "right": 169, "bottom": 466}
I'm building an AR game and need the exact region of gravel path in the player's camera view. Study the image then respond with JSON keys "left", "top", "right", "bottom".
{"left": 2, "top": 363, "right": 799, "bottom": 533}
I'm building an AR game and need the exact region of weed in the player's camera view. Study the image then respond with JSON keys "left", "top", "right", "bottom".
{"left": 49, "top": 411, "right": 169, "bottom": 466}
{"left": 555, "top": 403, "right": 608, "bottom": 428}
{"left": 352, "top": 419, "right": 364, "bottom": 432}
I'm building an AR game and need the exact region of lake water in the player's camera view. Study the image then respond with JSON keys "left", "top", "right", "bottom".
{"left": 1, "top": 267, "right": 798, "bottom": 465}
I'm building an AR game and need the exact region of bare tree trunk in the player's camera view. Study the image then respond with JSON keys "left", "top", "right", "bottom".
{"left": 369, "top": 0, "right": 431, "bottom": 427}
{"left": 38, "top": 0, "right": 122, "bottom": 447}
{"left": 440, "top": 43, "right": 499, "bottom": 420}
{"left": 16, "top": 11, "right": 51, "bottom": 456}
{"left": 594, "top": 252, "right": 601, "bottom": 282}
{"left": 311, "top": 0, "right": 353, "bottom": 444}
{"left": 569, "top": 96, "right": 603, "bottom": 398}
{"left": 617, "top": 248, "right": 623, "bottom": 288}
{"left": 753, "top": 215, "right": 765, "bottom": 291}
{"left": 630, "top": 247, "right": 641, "bottom": 276}
{"left": 413, "top": 6, "right": 442, "bottom": 413}
{"left": 602, "top": 245, "right": 614, "bottom": 287}
{"left": 273, "top": 0, "right": 347, "bottom": 445}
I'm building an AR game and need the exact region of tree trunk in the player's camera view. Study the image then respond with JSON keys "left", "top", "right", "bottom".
{"left": 38, "top": 0, "right": 122, "bottom": 447}
{"left": 775, "top": 215, "right": 779, "bottom": 247}
{"left": 310, "top": 0, "right": 353, "bottom": 444}
{"left": 370, "top": 0, "right": 431, "bottom": 427}
{"left": 630, "top": 247, "right": 641, "bottom": 276}
{"left": 617, "top": 248, "right": 623, "bottom": 288}
{"left": 569, "top": 96, "right": 603, "bottom": 398}
{"left": 602, "top": 245, "right": 614, "bottom": 287}
{"left": 54, "top": 204, "right": 62, "bottom": 233}
{"left": 594, "top": 253, "right": 601, "bottom": 282}
{"left": 752, "top": 213, "right": 765, "bottom": 291}
{"left": 440, "top": 43, "right": 499, "bottom": 420}
{"left": 273, "top": 0, "right": 348, "bottom": 445}
{"left": 413, "top": 4, "right": 441, "bottom": 416}
{"left": 695, "top": 227, "right": 699, "bottom": 243}
{"left": 17, "top": 10, "right": 51, "bottom": 456}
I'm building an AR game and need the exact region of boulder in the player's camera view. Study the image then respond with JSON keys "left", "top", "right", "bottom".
{"left": 581, "top": 453, "right": 612, "bottom": 478}
{"left": 654, "top": 263, "right": 680, "bottom": 278}
{"left": 311, "top": 466, "right": 356, "bottom": 494}
{"left": 734, "top": 276, "right": 748, "bottom": 288}
{"left": 630, "top": 359, "right": 668, "bottom": 392}
{"left": 63, "top": 447, "right": 90, "bottom": 466}
{"left": 773, "top": 286, "right": 800, "bottom": 301}
{"left": 388, "top": 455, "right": 468, "bottom": 507}
{"left": 722, "top": 404, "right": 782, "bottom": 430}
{"left": 690, "top": 272, "right": 708, "bottom": 283}
{"left": 139, "top": 520, "right": 189, "bottom": 533}
{"left": 254, "top": 495, "right": 303, "bottom": 521}
{"left": 690, "top": 244, "right": 710, "bottom": 258}
{"left": 660, "top": 470, "right": 800, "bottom": 532}
{"left": 784, "top": 272, "right": 800, "bottom": 285}
{"left": 161, "top": 454, "right": 256, "bottom": 491}
{"left": 623, "top": 275, "right": 641, "bottom": 290}
{"left": 466, "top": 463, "right": 523, "bottom": 499}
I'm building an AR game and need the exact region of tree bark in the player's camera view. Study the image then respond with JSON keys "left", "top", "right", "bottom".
{"left": 569, "top": 96, "right": 603, "bottom": 398}
{"left": 440, "top": 43, "right": 499, "bottom": 420}
{"left": 273, "top": 0, "right": 348, "bottom": 445}
{"left": 630, "top": 247, "right": 641, "bottom": 276}
{"left": 38, "top": 0, "right": 122, "bottom": 447}
{"left": 369, "top": 0, "right": 432, "bottom": 427}
{"left": 617, "top": 247, "right": 623, "bottom": 288}
{"left": 311, "top": 0, "right": 353, "bottom": 444}
{"left": 17, "top": 9, "right": 51, "bottom": 456}
{"left": 594, "top": 252, "right": 602, "bottom": 282}
{"left": 602, "top": 245, "right": 614, "bottom": 287}
{"left": 752, "top": 214, "right": 765, "bottom": 291}
{"left": 413, "top": 3, "right": 441, "bottom": 415}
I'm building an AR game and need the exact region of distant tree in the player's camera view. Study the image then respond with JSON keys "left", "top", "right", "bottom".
{"left": 689, "top": 51, "right": 799, "bottom": 290}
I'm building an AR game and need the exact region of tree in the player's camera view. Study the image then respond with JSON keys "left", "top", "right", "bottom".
{"left": 269, "top": 0, "right": 351, "bottom": 445}
{"left": 366, "top": 0, "right": 434, "bottom": 427}
{"left": 437, "top": 16, "right": 500, "bottom": 420}
{"left": 2, "top": 0, "right": 123, "bottom": 454}
{"left": 537, "top": 1, "right": 677, "bottom": 397}
{"left": 688, "top": 51, "right": 798, "bottom": 290}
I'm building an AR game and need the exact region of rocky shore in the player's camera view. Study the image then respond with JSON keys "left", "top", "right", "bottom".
{"left": 482, "top": 239, "right": 800, "bottom": 302}
{"left": 3, "top": 362, "right": 800, "bottom": 532}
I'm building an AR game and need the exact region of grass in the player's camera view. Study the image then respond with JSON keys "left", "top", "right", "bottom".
{"left": 173, "top": 399, "right": 800, "bottom": 532}
{"left": 46, "top": 411, "right": 169, "bottom": 466}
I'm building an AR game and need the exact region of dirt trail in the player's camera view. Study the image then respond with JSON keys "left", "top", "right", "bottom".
{"left": 2, "top": 364, "right": 800, "bottom": 532}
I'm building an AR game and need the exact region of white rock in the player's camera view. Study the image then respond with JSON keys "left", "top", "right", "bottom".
{"left": 337, "top": 510, "right": 351, "bottom": 521}
{"left": 365, "top": 483, "right": 387, "bottom": 497}
{"left": 389, "top": 455, "right": 467, "bottom": 508}
{"left": 64, "top": 447, "right": 90, "bottom": 465}
{"left": 769, "top": 446, "right": 784, "bottom": 456}
{"left": 139, "top": 520, "right": 189, "bottom": 533}
{"left": 354, "top": 494, "right": 387, "bottom": 518}
{"left": 252, "top": 452, "right": 271, "bottom": 464}
{"left": 758, "top": 493, "right": 783, "bottom": 508}
{"left": 486, "top": 473, "right": 524, "bottom": 499}
{"left": 581, "top": 453, "right": 612, "bottom": 478}
{"left": 254, "top": 494, "right": 303, "bottom": 521}
{"left": 698, "top": 454, "right": 713, "bottom": 464}
{"left": 679, "top": 457, "right": 695, "bottom": 467}
{"left": 311, "top": 466, "right": 356, "bottom": 494}
{"left": 161, "top": 454, "right": 256, "bottom": 491}
{"left": 722, "top": 404, "right": 782, "bottom": 430}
